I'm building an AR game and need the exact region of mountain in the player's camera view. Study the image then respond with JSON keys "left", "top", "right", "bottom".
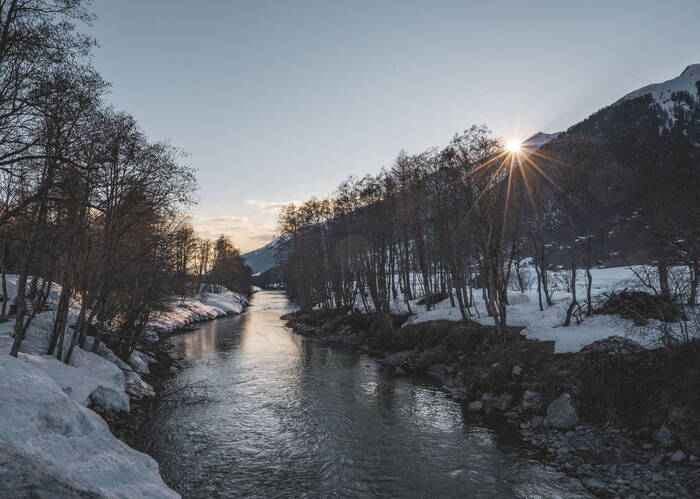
{"left": 242, "top": 235, "right": 288, "bottom": 274}
{"left": 531, "top": 63, "right": 700, "bottom": 265}
{"left": 616, "top": 64, "right": 700, "bottom": 112}
{"left": 522, "top": 131, "right": 563, "bottom": 151}
{"left": 524, "top": 65, "right": 699, "bottom": 155}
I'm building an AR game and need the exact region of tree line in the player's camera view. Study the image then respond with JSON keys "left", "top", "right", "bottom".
{"left": 279, "top": 125, "right": 528, "bottom": 336}
{"left": 278, "top": 88, "right": 700, "bottom": 337}
{"left": 0, "top": 1, "right": 250, "bottom": 362}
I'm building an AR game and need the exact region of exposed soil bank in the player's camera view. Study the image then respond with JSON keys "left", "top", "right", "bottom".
{"left": 285, "top": 311, "right": 700, "bottom": 498}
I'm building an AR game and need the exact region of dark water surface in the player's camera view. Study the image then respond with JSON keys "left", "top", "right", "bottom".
{"left": 138, "top": 291, "right": 589, "bottom": 498}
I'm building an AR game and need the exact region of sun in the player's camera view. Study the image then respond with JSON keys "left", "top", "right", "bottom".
{"left": 506, "top": 140, "right": 521, "bottom": 153}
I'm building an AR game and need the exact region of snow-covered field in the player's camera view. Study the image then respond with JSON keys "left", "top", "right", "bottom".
{"left": 0, "top": 276, "right": 247, "bottom": 498}
{"left": 398, "top": 266, "right": 696, "bottom": 353}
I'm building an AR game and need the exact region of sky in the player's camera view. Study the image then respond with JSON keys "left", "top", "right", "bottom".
{"left": 87, "top": 0, "right": 700, "bottom": 252}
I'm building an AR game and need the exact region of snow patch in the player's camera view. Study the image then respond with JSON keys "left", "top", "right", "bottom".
{"left": 399, "top": 267, "right": 691, "bottom": 354}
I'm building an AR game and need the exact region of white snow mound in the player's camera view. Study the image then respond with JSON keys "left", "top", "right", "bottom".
{"left": 0, "top": 353, "right": 178, "bottom": 498}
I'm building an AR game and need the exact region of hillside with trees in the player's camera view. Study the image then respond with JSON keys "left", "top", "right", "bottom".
{"left": 278, "top": 65, "right": 700, "bottom": 335}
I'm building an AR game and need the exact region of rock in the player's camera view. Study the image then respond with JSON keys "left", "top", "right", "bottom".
{"left": 449, "top": 387, "right": 469, "bottom": 401}
{"left": 521, "top": 390, "right": 543, "bottom": 413}
{"left": 654, "top": 424, "right": 676, "bottom": 448}
{"left": 382, "top": 350, "right": 413, "bottom": 367}
{"left": 577, "top": 463, "right": 593, "bottom": 475}
{"left": 427, "top": 364, "right": 451, "bottom": 382}
{"left": 529, "top": 415, "right": 544, "bottom": 429}
{"left": 544, "top": 393, "right": 580, "bottom": 430}
{"left": 511, "top": 364, "right": 522, "bottom": 376}
{"left": 649, "top": 454, "right": 664, "bottom": 467}
{"left": 643, "top": 443, "right": 654, "bottom": 450}
{"left": 581, "top": 336, "right": 643, "bottom": 355}
{"left": 669, "top": 450, "right": 686, "bottom": 463}
{"left": 582, "top": 477, "right": 606, "bottom": 491}
{"left": 489, "top": 394, "right": 513, "bottom": 412}
{"left": 665, "top": 407, "right": 700, "bottom": 456}
{"left": 468, "top": 401, "right": 483, "bottom": 411}
{"left": 481, "top": 392, "right": 494, "bottom": 402}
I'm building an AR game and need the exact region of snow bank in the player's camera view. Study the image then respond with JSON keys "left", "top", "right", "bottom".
{"left": 398, "top": 267, "right": 693, "bottom": 353}
{"left": 148, "top": 285, "right": 248, "bottom": 332}
{"left": 0, "top": 317, "right": 133, "bottom": 413}
{"left": 0, "top": 276, "right": 246, "bottom": 497}
{"left": 0, "top": 353, "right": 177, "bottom": 498}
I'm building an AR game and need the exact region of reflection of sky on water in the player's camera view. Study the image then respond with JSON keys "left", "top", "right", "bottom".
{"left": 142, "top": 291, "right": 591, "bottom": 498}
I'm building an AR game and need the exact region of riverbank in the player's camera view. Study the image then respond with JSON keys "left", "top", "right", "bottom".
{"left": 0, "top": 280, "right": 249, "bottom": 498}
{"left": 285, "top": 311, "right": 700, "bottom": 498}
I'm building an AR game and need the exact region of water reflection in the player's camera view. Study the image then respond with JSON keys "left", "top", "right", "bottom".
{"left": 138, "top": 291, "right": 590, "bottom": 498}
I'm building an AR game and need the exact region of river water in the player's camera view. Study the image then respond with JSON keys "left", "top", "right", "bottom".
{"left": 136, "top": 291, "right": 589, "bottom": 498}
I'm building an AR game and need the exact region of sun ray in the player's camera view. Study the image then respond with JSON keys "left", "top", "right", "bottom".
{"left": 527, "top": 148, "right": 568, "bottom": 166}
{"left": 502, "top": 152, "right": 516, "bottom": 233}
{"left": 518, "top": 160, "right": 538, "bottom": 213}
{"left": 521, "top": 153, "right": 565, "bottom": 193}
{"left": 464, "top": 155, "right": 510, "bottom": 219}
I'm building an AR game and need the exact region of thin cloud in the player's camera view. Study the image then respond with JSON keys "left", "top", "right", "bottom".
{"left": 245, "top": 199, "right": 298, "bottom": 213}
{"left": 209, "top": 215, "right": 248, "bottom": 224}
{"left": 250, "top": 233, "right": 276, "bottom": 242}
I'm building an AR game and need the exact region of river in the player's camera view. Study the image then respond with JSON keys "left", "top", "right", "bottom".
{"left": 134, "top": 290, "right": 590, "bottom": 498}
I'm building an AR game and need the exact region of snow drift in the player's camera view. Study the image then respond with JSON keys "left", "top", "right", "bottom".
{"left": 0, "top": 277, "right": 248, "bottom": 497}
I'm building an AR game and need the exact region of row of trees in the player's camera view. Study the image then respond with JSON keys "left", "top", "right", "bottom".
{"left": 279, "top": 126, "right": 530, "bottom": 335}
{"left": 278, "top": 92, "right": 700, "bottom": 336}
{"left": 0, "top": 1, "right": 249, "bottom": 361}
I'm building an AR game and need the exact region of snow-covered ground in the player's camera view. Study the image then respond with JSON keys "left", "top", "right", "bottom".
{"left": 397, "top": 266, "right": 695, "bottom": 353}
{"left": 0, "top": 353, "right": 178, "bottom": 498}
{"left": 148, "top": 285, "right": 248, "bottom": 332}
{"left": 0, "top": 276, "right": 247, "bottom": 498}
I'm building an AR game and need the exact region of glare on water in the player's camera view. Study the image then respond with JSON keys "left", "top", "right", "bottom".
{"left": 136, "top": 291, "right": 591, "bottom": 498}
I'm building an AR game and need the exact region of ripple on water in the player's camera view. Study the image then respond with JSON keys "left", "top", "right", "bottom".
{"left": 136, "top": 291, "right": 591, "bottom": 498}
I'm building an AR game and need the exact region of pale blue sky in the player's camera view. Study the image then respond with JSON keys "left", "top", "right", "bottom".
{"left": 88, "top": 0, "right": 700, "bottom": 251}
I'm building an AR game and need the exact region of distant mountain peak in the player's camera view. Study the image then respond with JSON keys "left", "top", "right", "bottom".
{"left": 522, "top": 131, "right": 563, "bottom": 150}
{"left": 241, "top": 235, "right": 289, "bottom": 274}
{"left": 681, "top": 63, "right": 700, "bottom": 77}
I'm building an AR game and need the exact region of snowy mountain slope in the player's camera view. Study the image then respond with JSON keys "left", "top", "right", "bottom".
{"left": 517, "top": 63, "right": 700, "bottom": 267}
{"left": 615, "top": 64, "right": 700, "bottom": 114}
{"left": 522, "top": 131, "right": 563, "bottom": 150}
{"left": 242, "top": 235, "right": 288, "bottom": 274}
